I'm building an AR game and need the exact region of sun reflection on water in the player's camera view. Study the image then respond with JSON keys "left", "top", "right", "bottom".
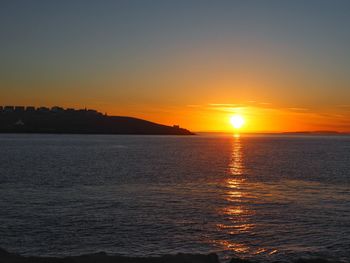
{"left": 229, "top": 135, "right": 244, "bottom": 176}
{"left": 213, "top": 135, "right": 255, "bottom": 258}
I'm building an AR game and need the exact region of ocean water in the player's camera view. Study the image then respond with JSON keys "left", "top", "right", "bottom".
{"left": 0, "top": 134, "right": 349, "bottom": 262}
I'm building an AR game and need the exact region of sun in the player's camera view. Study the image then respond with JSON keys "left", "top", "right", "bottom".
{"left": 230, "top": 115, "right": 245, "bottom": 129}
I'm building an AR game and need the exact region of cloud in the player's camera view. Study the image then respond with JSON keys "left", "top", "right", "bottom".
{"left": 337, "top": 105, "right": 350, "bottom": 111}
{"left": 208, "top": 106, "right": 246, "bottom": 113}
{"left": 337, "top": 105, "right": 350, "bottom": 107}
{"left": 186, "top": 104, "right": 201, "bottom": 108}
{"left": 208, "top": 103, "right": 241, "bottom": 107}
{"left": 186, "top": 101, "right": 277, "bottom": 113}
{"left": 287, "top": 107, "right": 309, "bottom": 111}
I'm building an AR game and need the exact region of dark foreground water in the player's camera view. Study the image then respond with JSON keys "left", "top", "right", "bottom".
{"left": 0, "top": 134, "right": 349, "bottom": 262}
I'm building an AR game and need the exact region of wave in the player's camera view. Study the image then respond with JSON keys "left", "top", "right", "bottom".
{"left": 0, "top": 247, "right": 346, "bottom": 263}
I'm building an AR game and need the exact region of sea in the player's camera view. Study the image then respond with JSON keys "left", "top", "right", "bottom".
{"left": 0, "top": 134, "right": 349, "bottom": 262}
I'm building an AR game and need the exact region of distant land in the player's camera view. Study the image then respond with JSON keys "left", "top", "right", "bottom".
{"left": 281, "top": 131, "right": 348, "bottom": 135}
{"left": 0, "top": 106, "right": 194, "bottom": 135}
{"left": 197, "top": 131, "right": 350, "bottom": 136}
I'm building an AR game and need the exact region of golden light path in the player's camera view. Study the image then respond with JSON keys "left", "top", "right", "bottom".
{"left": 213, "top": 135, "right": 279, "bottom": 259}
{"left": 215, "top": 135, "right": 252, "bottom": 255}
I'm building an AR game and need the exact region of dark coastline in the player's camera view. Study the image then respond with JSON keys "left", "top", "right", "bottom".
{"left": 0, "top": 107, "right": 194, "bottom": 135}
{"left": 0, "top": 248, "right": 344, "bottom": 263}
{"left": 0, "top": 248, "right": 220, "bottom": 263}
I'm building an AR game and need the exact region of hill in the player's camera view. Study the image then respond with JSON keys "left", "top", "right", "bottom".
{"left": 0, "top": 106, "right": 194, "bottom": 135}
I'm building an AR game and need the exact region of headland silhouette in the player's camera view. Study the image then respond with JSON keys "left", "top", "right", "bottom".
{"left": 0, "top": 106, "right": 194, "bottom": 135}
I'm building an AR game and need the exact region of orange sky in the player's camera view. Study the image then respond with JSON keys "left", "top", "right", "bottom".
{"left": 2, "top": 98, "right": 349, "bottom": 133}
{"left": 1, "top": 1, "right": 350, "bottom": 133}
{"left": 2, "top": 52, "right": 349, "bottom": 133}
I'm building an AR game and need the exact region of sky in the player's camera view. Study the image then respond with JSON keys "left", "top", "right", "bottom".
{"left": 1, "top": 0, "right": 350, "bottom": 132}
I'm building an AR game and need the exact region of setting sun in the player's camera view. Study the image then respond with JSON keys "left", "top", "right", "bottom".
{"left": 230, "top": 115, "right": 245, "bottom": 129}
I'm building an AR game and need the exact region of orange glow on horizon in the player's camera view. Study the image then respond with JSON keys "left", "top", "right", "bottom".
{"left": 100, "top": 102, "right": 350, "bottom": 133}
{"left": 2, "top": 100, "right": 348, "bottom": 133}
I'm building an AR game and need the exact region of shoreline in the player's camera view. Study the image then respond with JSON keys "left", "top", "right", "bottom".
{"left": 0, "top": 248, "right": 345, "bottom": 263}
